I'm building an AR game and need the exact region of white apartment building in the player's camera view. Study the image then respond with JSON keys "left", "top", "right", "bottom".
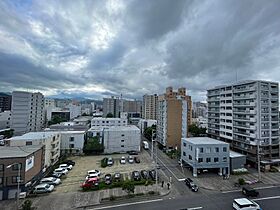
{"left": 103, "top": 125, "right": 141, "bottom": 154}
{"left": 91, "top": 117, "right": 127, "bottom": 128}
{"left": 44, "top": 98, "right": 55, "bottom": 108}
{"left": 66, "top": 104, "right": 81, "bottom": 119}
{"left": 7, "top": 132, "right": 61, "bottom": 168}
{"left": 138, "top": 119, "right": 157, "bottom": 133}
{"left": 142, "top": 94, "right": 158, "bottom": 120}
{"left": 0, "top": 111, "right": 12, "bottom": 129}
{"left": 11, "top": 91, "right": 44, "bottom": 135}
{"left": 59, "top": 131, "right": 85, "bottom": 155}
{"left": 207, "top": 80, "right": 279, "bottom": 165}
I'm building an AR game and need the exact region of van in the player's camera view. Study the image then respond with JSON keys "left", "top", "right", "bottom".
{"left": 143, "top": 141, "right": 149, "bottom": 150}
{"left": 233, "top": 198, "right": 261, "bottom": 210}
{"left": 242, "top": 187, "right": 259, "bottom": 197}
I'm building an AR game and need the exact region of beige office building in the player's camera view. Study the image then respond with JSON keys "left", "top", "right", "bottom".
{"left": 157, "top": 87, "right": 192, "bottom": 149}
{"left": 142, "top": 94, "right": 158, "bottom": 120}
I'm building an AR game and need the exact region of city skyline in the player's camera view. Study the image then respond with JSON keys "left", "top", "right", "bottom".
{"left": 1, "top": 1, "right": 280, "bottom": 101}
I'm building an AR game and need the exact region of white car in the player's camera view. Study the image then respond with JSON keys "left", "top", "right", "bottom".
{"left": 87, "top": 170, "right": 101, "bottom": 177}
{"left": 33, "top": 184, "right": 55, "bottom": 194}
{"left": 40, "top": 177, "right": 61, "bottom": 185}
{"left": 54, "top": 168, "right": 68, "bottom": 175}
{"left": 120, "top": 156, "right": 126, "bottom": 164}
{"left": 233, "top": 198, "right": 261, "bottom": 210}
{"left": 128, "top": 156, "right": 134, "bottom": 164}
{"left": 59, "top": 164, "right": 73, "bottom": 170}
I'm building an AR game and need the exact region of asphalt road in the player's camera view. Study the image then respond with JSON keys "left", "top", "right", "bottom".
{"left": 92, "top": 186, "right": 280, "bottom": 210}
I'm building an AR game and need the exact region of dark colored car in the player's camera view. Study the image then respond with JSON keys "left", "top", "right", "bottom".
{"left": 62, "top": 160, "right": 75, "bottom": 166}
{"left": 128, "top": 151, "right": 138, "bottom": 155}
{"left": 114, "top": 173, "right": 122, "bottom": 182}
{"left": 104, "top": 174, "right": 112, "bottom": 185}
{"left": 134, "top": 157, "right": 140, "bottom": 163}
{"left": 141, "top": 170, "right": 148, "bottom": 179}
{"left": 149, "top": 170, "right": 156, "bottom": 181}
{"left": 185, "top": 178, "right": 198, "bottom": 192}
{"left": 132, "top": 171, "right": 141, "bottom": 181}
{"left": 242, "top": 187, "right": 259, "bottom": 197}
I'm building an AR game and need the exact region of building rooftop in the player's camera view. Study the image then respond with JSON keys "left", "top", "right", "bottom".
{"left": 91, "top": 117, "right": 127, "bottom": 121}
{"left": 182, "top": 137, "right": 228, "bottom": 145}
{"left": 0, "top": 145, "right": 43, "bottom": 158}
{"left": 10, "top": 132, "right": 58, "bottom": 140}
{"left": 230, "top": 150, "right": 245, "bottom": 158}
{"left": 104, "top": 125, "right": 140, "bottom": 131}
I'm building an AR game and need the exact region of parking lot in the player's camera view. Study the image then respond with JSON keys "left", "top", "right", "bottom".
{"left": 53, "top": 150, "right": 155, "bottom": 193}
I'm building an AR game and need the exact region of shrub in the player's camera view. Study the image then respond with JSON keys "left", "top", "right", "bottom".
{"left": 122, "top": 181, "right": 135, "bottom": 194}
{"left": 22, "top": 200, "right": 32, "bottom": 210}
{"left": 148, "top": 191, "right": 155, "bottom": 195}
{"left": 101, "top": 158, "right": 108, "bottom": 168}
{"left": 238, "top": 178, "right": 245, "bottom": 185}
{"left": 109, "top": 195, "right": 116, "bottom": 201}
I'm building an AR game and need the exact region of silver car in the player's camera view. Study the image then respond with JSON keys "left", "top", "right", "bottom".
{"left": 40, "top": 177, "right": 61, "bottom": 185}
{"left": 33, "top": 184, "right": 55, "bottom": 194}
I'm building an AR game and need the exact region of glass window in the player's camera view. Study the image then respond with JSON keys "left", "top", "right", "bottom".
{"left": 0, "top": 177, "right": 3, "bottom": 184}
{"left": 189, "top": 155, "right": 192, "bottom": 160}
{"left": 198, "top": 158, "right": 203, "bottom": 163}
{"left": 183, "top": 152, "right": 186, "bottom": 156}
{"left": 69, "top": 144, "right": 74, "bottom": 148}
{"left": 214, "top": 157, "right": 219, "bottom": 162}
{"left": 121, "top": 140, "right": 124, "bottom": 142}
{"left": 206, "top": 158, "right": 211, "bottom": 163}
{"left": 223, "top": 157, "right": 227, "bottom": 162}
{"left": 0, "top": 164, "right": 4, "bottom": 172}
{"left": 121, "top": 145, "right": 124, "bottom": 147}
{"left": 69, "top": 137, "right": 74, "bottom": 142}
{"left": 200, "top": 148, "right": 204, "bottom": 153}
{"left": 12, "top": 163, "right": 22, "bottom": 171}
{"left": 223, "top": 147, "right": 227, "bottom": 152}
{"left": 12, "top": 176, "right": 18, "bottom": 183}
{"left": 215, "top": 147, "right": 219, "bottom": 153}
{"left": 183, "top": 142, "right": 186, "bottom": 147}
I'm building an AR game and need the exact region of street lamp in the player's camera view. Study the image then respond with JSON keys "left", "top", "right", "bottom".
{"left": 7, "top": 163, "right": 21, "bottom": 210}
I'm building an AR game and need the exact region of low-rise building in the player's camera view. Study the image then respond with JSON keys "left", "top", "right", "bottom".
{"left": 230, "top": 151, "right": 246, "bottom": 173}
{"left": 47, "top": 122, "right": 89, "bottom": 131}
{"left": 0, "top": 145, "right": 44, "bottom": 200}
{"left": 138, "top": 119, "right": 157, "bottom": 133}
{"left": 181, "top": 137, "right": 230, "bottom": 177}
{"left": 103, "top": 125, "right": 141, "bottom": 154}
{"left": 91, "top": 117, "right": 127, "bottom": 128}
{"left": 59, "top": 131, "right": 85, "bottom": 155}
{"left": 6, "top": 132, "right": 61, "bottom": 168}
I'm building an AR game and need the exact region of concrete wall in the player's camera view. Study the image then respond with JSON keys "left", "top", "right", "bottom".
{"left": 60, "top": 132, "right": 85, "bottom": 154}
{"left": 230, "top": 155, "right": 246, "bottom": 172}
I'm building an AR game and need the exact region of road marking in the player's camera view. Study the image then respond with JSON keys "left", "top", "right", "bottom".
{"left": 255, "top": 185, "right": 277, "bottom": 190}
{"left": 253, "top": 195, "right": 280, "bottom": 201}
{"left": 178, "top": 178, "right": 186, "bottom": 181}
{"left": 187, "top": 207, "right": 203, "bottom": 210}
{"left": 221, "top": 189, "right": 241, "bottom": 194}
{"left": 157, "top": 155, "right": 180, "bottom": 180}
{"left": 91, "top": 198, "right": 163, "bottom": 209}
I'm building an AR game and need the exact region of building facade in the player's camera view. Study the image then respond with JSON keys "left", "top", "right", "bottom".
{"left": 91, "top": 117, "right": 128, "bottom": 128}
{"left": 0, "top": 111, "right": 12, "bottom": 130}
{"left": 103, "top": 97, "right": 121, "bottom": 117}
{"left": 103, "top": 125, "right": 141, "bottom": 154}
{"left": 181, "top": 137, "right": 229, "bottom": 177}
{"left": 7, "top": 132, "right": 61, "bottom": 168}
{"left": 0, "top": 145, "right": 44, "bottom": 200}
{"left": 11, "top": 91, "right": 44, "bottom": 135}
{"left": 142, "top": 94, "right": 158, "bottom": 120}
{"left": 59, "top": 131, "right": 85, "bottom": 155}
{"left": 138, "top": 119, "right": 157, "bottom": 133}
{"left": 207, "top": 80, "right": 279, "bottom": 166}
{"left": 157, "top": 87, "right": 192, "bottom": 149}
{"left": 44, "top": 98, "right": 55, "bottom": 108}
{"left": 0, "top": 93, "right": 12, "bottom": 112}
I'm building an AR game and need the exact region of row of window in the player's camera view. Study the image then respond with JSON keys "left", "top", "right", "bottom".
{"left": 183, "top": 143, "right": 227, "bottom": 153}
{"left": 0, "top": 163, "right": 22, "bottom": 172}
{"left": 182, "top": 153, "right": 228, "bottom": 163}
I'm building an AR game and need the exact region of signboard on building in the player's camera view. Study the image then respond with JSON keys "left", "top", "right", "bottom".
{"left": 25, "top": 156, "right": 34, "bottom": 172}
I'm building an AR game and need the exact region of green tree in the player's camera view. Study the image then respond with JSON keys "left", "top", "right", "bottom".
{"left": 188, "top": 124, "right": 206, "bottom": 137}
{"left": 22, "top": 200, "right": 32, "bottom": 210}
{"left": 106, "top": 113, "right": 114, "bottom": 118}
{"left": 48, "top": 116, "right": 67, "bottom": 126}
{"left": 83, "top": 136, "right": 104, "bottom": 155}
{"left": 143, "top": 125, "right": 156, "bottom": 141}
{"left": 122, "top": 181, "right": 135, "bottom": 194}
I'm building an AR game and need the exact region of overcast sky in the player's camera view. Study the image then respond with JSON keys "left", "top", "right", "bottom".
{"left": 0, "top": 0, "right": 280, "bottom": 101}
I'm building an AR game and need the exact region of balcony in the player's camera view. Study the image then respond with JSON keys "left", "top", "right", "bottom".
{"left": 261, "top": 126, "right": 269, "bottom": 130}
{"left": 271, "top": 103, "right": 278, "bottom": 107}
{"left": 271, "top": 133, "right": 279, "bottom": 137}
{"left": 234, "top": 130, "right": 250, "bottom": 136}
{"left": 207, "top": 91, "right": 220, "bottom": 97}
{"left": 207, "top": 97, "right": 220, "bottom": 102}
{"left": 234, "top": 86, "right": 256, "bottom": 93}
{"left": 261, "top": 118, "right": 269, "bottom": 122}
{"left": 261, "top": 134, "right": 269, "bottom": 137}
{"left": 233, "top": 123, "right": 249, "bottom": 128}
{"left": 233, "top": 94, "right": 256, "bottom": 100}
{"left": 270, "top": 88, "right": 278, "bottom": 93}
{"left": 250, "top": 133, "right": 256, "bottom": 138}
{"left": 233, "top": 102, "right": 256, "bottom": 107}
{"left": 271, "top": 117, "right": 279, "bottom": 122}
{"left": 208, "top": 104, "right": 220, "bottom": 108}
{"left": 271, "top": 125, "right": 279, "bottom": 129}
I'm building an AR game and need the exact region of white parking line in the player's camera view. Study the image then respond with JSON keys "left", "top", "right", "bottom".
{"left": 221, "top": 189, "right": 241, "bottom": 194}
{"left": 91, "top": 198, "right": 163, "bottom": 209}
{"left": 187, "top": 207, "right": 203, "bottom": 210}
{"left": 255, "top": 185, "right": 277, "bottom": 190}
{"left": 253, "top": 195, "right": 280, "bottom": 201}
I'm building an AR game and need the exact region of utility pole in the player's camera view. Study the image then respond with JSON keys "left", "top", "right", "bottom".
{"left": 257, "top": 140, "right": 261, "bottom": 182}
{"left": 151, "top": 129, "right": 155, "bottom": 160}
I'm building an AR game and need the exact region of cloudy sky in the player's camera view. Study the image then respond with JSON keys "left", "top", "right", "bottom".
{"left": 0, "top": 0, "right": 280, "bottom": 101}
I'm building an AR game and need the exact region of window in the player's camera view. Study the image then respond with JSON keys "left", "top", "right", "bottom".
{"left": 0, "top": 177, "right": 2, "bottom": 184}
{"left": 223, "top": 157, "right": 227, "bottom": 162}
{"left": 206, "top": 158, "right": 211, "bottom": 163}
{"left": 189, "top": 155, "right": 192, "bottom": 160}
{"left": 223, "top": 147, "right": 227, "bottom": 152}
{"left": 121, "top": 134, "right": 125, "bottom": 137}
{"left": 12, "top": 176, "right": 18, "bottom": 183}
{"left": 69, "top": 137, "right": 74, "bottom": 142}
{"left": 12, "top": 163, "right": 22, "bottom": 171}
{"left": 121, "top": 145, "right": 124, "bottom": 147}
{"left": 121, "top": 140, "right": 124, "bottom": 142}
{"left": 198, "top": 158, "right": 203, "bottom": 163}
{"left": 26, "top": 141, "right": 32, "bottom": 146}
{"left": 183, "top": 142, "right": 186, "bottom": 147}
{"left": 190, "top": 146, "right": 192, "bottom": 151}
{"left": 0, "top": 164, "right": 3, "bottom": 172}
{"left": 183, "top": 152, "right": 186, "bottom": 156}
{"left": 69, "top": 144, "right": 74, "bottom": 148}
{"left": 214, "top": 157, "right": 219, "bottom": 162}
{"left": 200, "top": 148, "right": 204, "bottom": 153}
{"left": 215, "top": 147, "right": 219, "bottom": 153}
{"left": 206, "top": 147, "right": 211, "bottom": 153}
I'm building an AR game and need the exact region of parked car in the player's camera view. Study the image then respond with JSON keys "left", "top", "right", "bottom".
{"left": 52, "top": 172, "right": 63, "bottom": 178}
{"left": 141, "top": 170, "right": 148, "bottom": 179}
{"left": 134, "top": 157, "right": 140, "bottom": 163}
{"left": 120, "top": 156, "right": 126, "bottom": 164}
{"left": 104, "top": 174, "right": 112, "bottom": 185}
{"left": 114, "top": 173, "right": 122, "bottom": 182}
{"left": 149, "top": 170, "right": 156, "bottom": 181}
{"left": 233, "top": 198, "right": 261, "bottom": 210}
{"left": 62, "top": 160, "right": 75, "bottom": 166}
{"left": 128, "top": 156, "right": 134, "bottom": 164}
{"left": 132, "top": 171, "right": 141, "bottom": 181}
{"left": 242, "top": 187, "right": 259, "bottom": 197}
{"left": 40, "top": 177, "right": 61, "bottom": 185}
{"left": 81, "top": 177, "right": 99, "bottom": 190}
{"left": 107, "top": 157, "right": 114, "bottom": 166}
{"left": 185, "top": 178, "right": 198, "bottom": 192}
{"left": 59, "top": 164, "right": 73, "bottom": 170}
{"left": 33, "top": 184, "right": 55, "bottom": 194}
{"left": 128, "top": 150, "right": 138, "bottom": 155}
{"left": 54, "top": 168, "right": 68, "bottom": 175}
{"left": 86, "top": 170, "right": 101, "bottom": 180}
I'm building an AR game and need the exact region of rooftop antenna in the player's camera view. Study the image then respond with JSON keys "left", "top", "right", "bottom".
{"left": 236, "top": 69, "right": 238, "bottom": 82}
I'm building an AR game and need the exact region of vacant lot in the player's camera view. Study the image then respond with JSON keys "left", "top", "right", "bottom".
{"left": 53, "top": 150, "right": 154, "bottom": 193}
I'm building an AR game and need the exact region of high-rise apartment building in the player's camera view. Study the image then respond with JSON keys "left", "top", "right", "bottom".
{"left": 11, "top": 91, "right": 44, "bottom": 135}
{"left": 207, "top": 80, "right": 279, "bottom": 165}
{"left": 157, "top": 87, "right": 192, "bottom": 149}
{"left": 142, "top": 94, "right": 158, "bottom": 120}
{"left": 0, "top": 93, "right": 12, "bottom": 112}
{"left": 103, "top": 97, "right": 121, "bottom": 117}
